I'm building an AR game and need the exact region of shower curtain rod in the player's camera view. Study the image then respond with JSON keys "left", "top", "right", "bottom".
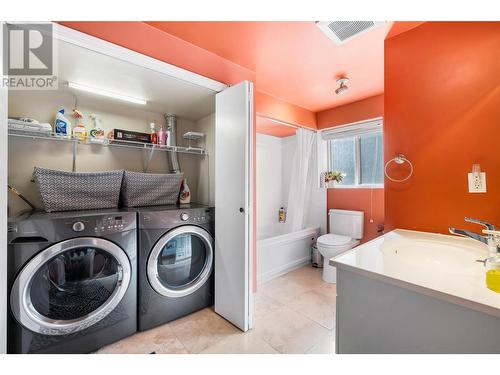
{"left": 256, "top": 114, "right": 305, "bottom": 130}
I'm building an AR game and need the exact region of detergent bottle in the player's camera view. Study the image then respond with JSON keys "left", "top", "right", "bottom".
{"left": 72, "top": 109, "right": 87, "bottom": 141}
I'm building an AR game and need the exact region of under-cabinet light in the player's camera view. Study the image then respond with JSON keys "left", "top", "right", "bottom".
{"left": 67, "top": 82, "right": 147, "bottom": 105}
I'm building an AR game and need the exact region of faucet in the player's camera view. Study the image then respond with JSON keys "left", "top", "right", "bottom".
{"left": 449, "top": 217, "right": 500, "bottom": 255}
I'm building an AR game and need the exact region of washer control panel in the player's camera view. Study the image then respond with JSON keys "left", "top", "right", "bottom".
{"left": 93, "top": 215, "right": 126, "bottom": 234}
{"left": 67, "top": 215, "right": 131, "bottom": 235}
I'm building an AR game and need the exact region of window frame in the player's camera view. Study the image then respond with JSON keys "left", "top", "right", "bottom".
{"left": 324, "top": 118, "right": 384, "bottom": 189}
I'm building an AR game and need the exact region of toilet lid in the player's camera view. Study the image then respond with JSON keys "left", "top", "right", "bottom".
{"left": 317, "top": 234, "right": 352, "bottom": 247}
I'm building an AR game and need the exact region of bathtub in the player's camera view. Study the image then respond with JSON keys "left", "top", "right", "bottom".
{"left": 257, "top": 226, "right": 320, "bottom": 284}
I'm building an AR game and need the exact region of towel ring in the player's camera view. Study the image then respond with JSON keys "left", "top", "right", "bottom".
{"left": 384, "top": 154, "right": 414, "bottom": 182}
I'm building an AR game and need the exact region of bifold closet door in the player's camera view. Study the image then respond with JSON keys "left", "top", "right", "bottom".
{"left": 215, "top": 81, "right": 253, "bottom": 331}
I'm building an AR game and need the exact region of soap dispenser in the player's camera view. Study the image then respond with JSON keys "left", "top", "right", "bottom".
{"left": 485, "top": 256, "right": 500, "bottom": 293}
{"left": 279, "top": 207, "right": 287, "bottom": 223}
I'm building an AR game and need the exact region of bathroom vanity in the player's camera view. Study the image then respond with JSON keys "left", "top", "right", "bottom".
{"left": 331, "top": 229, "right": 500, "bottom": 353}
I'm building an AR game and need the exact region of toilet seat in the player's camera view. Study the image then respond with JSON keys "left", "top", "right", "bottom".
{"left": 316, "top": 234, "right": 359, "bottom": 283}
{"left": 317, "top": 233, "right": 353, "bottom": 249}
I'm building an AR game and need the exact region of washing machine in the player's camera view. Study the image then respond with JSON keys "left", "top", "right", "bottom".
{"left": 7, "top": 209, "right": 137, "bottom": 354}
{"left": 137, "top": 204, "right": 214, "bottom": 331}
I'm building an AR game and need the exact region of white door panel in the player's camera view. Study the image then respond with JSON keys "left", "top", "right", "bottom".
{"left": 0, "top": 22, "right": 8, "bottom": 353}
{"left": 215, "top": 81, "right": 253, "bottom": 331}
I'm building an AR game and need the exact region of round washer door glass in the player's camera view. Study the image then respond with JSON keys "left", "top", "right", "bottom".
{"left": 10, "top": 237, "right": 131, "bottom": 336}
{"left": 148, "top": 226, "right": 213, "bottom": 298}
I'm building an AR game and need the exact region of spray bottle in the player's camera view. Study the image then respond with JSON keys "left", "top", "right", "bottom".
{"left": 72, "top": 109, "right": 87, "bottom": 141}
{"left": 89, "top": 114, "right": 105, "bottom": 143}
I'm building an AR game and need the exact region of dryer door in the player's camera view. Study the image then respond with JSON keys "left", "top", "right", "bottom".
{"left": 147, "top": 225, "right": 214, "bottom": 298}
{"left": 10, "top": 237, "right": 131, "bottom": 336}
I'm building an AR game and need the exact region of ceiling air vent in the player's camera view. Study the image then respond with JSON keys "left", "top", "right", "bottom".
{"left": 316, "top": 21, "right": 384, "bottom": 45}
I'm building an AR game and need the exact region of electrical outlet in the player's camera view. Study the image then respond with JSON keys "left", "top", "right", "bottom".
{"left": 468, "top": 172, "right": 487, "bottom": 193}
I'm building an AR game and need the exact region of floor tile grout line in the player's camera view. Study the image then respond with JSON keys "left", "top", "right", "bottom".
{"left": 251, "top": 303, "right": 331, "bottom": 354}
{"left": 170, "top": 309, "right": 243, "bottom": 354}
{"left": 169, "top": 329, "right": 191, "bottom": 354}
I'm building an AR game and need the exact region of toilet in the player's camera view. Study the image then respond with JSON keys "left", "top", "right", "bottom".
{"left": 316, "top": 209, "right": 364, "bottom": 283}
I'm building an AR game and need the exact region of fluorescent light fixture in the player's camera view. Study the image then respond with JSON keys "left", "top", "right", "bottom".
{"left": 67, "top": 82, "right": 147, "bottom": 105}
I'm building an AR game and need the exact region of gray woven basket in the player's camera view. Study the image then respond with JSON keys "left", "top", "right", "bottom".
{"left": 33, "top": 167, "right": 124, "bottom": 212}
{"left": 121, "top": 171, "right": 183, "bottom": 207}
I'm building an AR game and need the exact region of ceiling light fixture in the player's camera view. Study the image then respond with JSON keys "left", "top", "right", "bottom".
{"left": 67, "top": 82, "right": 147, "bottom": 105}
{"left": 335, "top": 77, "right": 349, "bottom": 95}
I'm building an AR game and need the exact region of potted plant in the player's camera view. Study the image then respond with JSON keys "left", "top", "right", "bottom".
{"left": 324, "top": 170, "right": 346, "bottom": 188}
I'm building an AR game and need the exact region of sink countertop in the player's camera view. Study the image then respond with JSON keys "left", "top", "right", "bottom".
{"left": 330, "top": 229, "right": 500, "bottom": 318}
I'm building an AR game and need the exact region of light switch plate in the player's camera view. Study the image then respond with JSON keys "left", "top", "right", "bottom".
{"left": 468, "top": 172, "right": 487, "bottom": 193}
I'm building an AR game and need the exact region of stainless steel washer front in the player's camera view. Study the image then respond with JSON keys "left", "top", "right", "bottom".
{"left": 10, "top": 237, "right": 132, "bottom": 336}
{"left": 147, "top": 225, "right": 214, "bottom": 298}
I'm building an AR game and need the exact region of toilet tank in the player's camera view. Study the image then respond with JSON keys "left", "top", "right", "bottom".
{"left": 328, "top": 209, "right": 364, "bottom": 239}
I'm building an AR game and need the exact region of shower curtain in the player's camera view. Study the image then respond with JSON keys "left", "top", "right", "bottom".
{"left": 286, "top": 128, "right": 317, "bottom": 232}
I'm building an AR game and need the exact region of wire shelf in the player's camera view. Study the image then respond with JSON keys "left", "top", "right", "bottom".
{"left": 8, "top": 129, "right": 208, "bottom": 156}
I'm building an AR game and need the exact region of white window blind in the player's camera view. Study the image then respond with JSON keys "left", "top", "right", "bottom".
{"left": 321, "top": 118, "right": 382, "bottom": 140}
{"left": 323, "top": 118, "right": 384, "bottom": 187}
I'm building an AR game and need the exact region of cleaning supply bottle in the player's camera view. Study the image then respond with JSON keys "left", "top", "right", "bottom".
{"left": 150, "top": 122, "right": 158, "bottom": 144}
{"left": 72, "top": 122, "right": 87, "bottom": 141}
{"left": 158, "top": 125, "right": 166, "bottom": 146}
{"left": 72, "top": 109, "right": 87, "bottom": 141}
{"left": 279, "top": 207, "right": 287, "bottom": 223}
{"left": 54, "top": 108, "right": 71, "bottom": 137}
{"left": 89, "top": 114, "right": 105, "bottom": 143}
{"left": 179, "top": 178, "right": 191, "bottom": 204}
{"left": 485, "top": 256, "right": 500, "bottom": 293}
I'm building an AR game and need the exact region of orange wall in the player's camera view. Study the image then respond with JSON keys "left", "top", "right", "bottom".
{"left": 328, "top": 189, "right": 385, "bottom": 243}
{"left": 256, "top": 91, "right": 317, "bottom": 130}
{"left": 316, "top": 94, "right": 384, "bottom": 130}
{"left": 256, "top": 116, "right": 297, "bottom": 138}
{"left": 384, "top": 22, "right": 500, "bottom": 234}
{"left": 318, "top": 96, "right": 385, "bottom": 242}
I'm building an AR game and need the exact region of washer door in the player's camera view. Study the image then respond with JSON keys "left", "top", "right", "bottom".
{"left": 10, "top": 237, "right": 131, "bottom": 336}
{"left": 147, "top": 225, "right": 214, "bottom": 298}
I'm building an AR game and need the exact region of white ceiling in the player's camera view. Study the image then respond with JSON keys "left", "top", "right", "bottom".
{"left": 57, "top": 40, "right": 217, "bottom": 121}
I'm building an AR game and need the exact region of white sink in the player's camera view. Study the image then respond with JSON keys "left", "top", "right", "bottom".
{"left": 380, "top": 238, "right": 482, "bottom": 276}
{"left": 331, "top": 229, "right": 500, "bottom": 315}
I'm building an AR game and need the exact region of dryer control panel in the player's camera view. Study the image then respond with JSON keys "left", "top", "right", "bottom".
{"left": 179, "top": 211, "right": 209, "bottom": 223}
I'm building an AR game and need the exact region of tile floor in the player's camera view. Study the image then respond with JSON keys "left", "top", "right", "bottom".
{"left": 97, "top": 265, "right": 336, "bottom": 354}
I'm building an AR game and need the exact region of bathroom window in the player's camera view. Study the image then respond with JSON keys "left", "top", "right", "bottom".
{"left": 323, "top": 119, "right": 383, "bottom": 188}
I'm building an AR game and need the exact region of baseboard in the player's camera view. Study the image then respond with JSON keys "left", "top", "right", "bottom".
{"left": 257, "top": 256, "right": 311, "bottom": 285}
